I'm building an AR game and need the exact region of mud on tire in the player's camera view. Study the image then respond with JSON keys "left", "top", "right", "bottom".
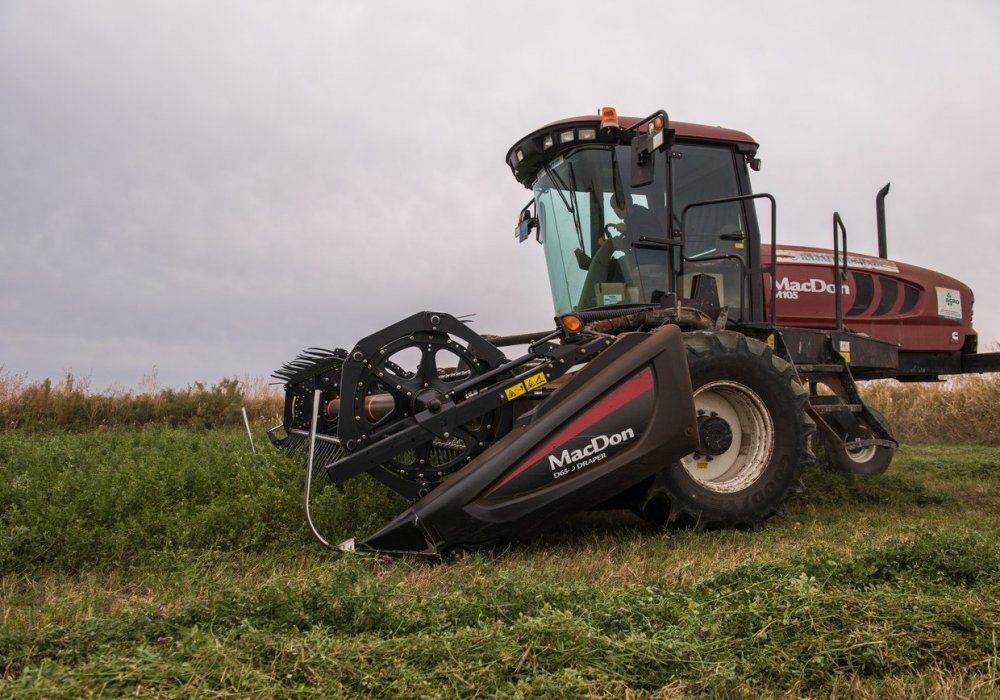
{"left": 637, "top": 331, "right": 815, "bottom": 530}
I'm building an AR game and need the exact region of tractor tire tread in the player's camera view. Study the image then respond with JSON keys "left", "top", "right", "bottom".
{"left": 638, "top": 330, "right": 815, "bottom": 532}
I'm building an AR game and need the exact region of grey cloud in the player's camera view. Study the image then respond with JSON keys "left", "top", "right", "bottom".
{"left": 2, "top": 0, "right": 999, "bottom": 388}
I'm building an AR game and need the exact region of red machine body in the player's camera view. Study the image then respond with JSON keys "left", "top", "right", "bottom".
{"left": 764, "top": 244, "right": 975, "bottom": 353}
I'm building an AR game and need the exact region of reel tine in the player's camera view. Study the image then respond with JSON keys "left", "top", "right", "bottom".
{"left": 271, "top": 346, "right": 349, "bottom": 383}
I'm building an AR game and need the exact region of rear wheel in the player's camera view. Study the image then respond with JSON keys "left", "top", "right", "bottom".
{"left": 823, "top": 407, "right": 895, "bottom": 475}
{"left": 637, "top": 331, "right": 814, "bottom": 530}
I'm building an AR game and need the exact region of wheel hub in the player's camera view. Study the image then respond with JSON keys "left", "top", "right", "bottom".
{"left": 681, "top": 380, "right": 775, "bottom": 493}
{"left": 697, "top": 414, "right": 733, "bottom": 455}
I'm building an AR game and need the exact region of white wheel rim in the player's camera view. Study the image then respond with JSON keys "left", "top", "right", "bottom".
{"left": 844, "top": 439, "right": 877, "bottom": 463}
{"left": 681, "top": 380, "right": 774, "bottom": 493}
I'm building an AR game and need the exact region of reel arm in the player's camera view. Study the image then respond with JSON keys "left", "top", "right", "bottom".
{"left": 328, "top": 319, "right": 613, "bottom": 493}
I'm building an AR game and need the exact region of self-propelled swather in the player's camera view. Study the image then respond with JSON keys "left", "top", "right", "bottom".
{"left": 270, "top": 108, "right": 1000, "bottom": 555}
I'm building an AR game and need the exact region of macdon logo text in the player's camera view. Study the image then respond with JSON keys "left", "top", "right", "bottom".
{"left": 775, "top": 277, "right": 850, "bottom": 300}
{"left": 548, "top": 428, "right": 636, "bottom": 470}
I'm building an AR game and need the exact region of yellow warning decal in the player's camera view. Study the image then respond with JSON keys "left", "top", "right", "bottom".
{"left": 524, "top": 371, "right": 548, "bottom": 391}
{"left": 838, "top": 341, "right": 851, "bottom": 364}
{"left": 505, "top": 371, "right": 548, "bottom": 400}
{"left": 734, "top": 242, "right": 745, "bottom": 250}
{"left": 766, "top": 334, "right": 776, "bottom": 351}
{"left": 504, "top": 382, "right": 527, "bottom": 401}
{"left": 697, "top": 462, "right": 709, "bottom": 470}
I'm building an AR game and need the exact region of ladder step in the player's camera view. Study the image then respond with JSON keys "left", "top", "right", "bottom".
{"left": 797, "top": 363, "right": 845, "bottom": 373}
{"left": 810, "top": 403, "right": 863, "bottom": 414}
{"left": 844, "top": 438, "right": 897, "bottom": 450}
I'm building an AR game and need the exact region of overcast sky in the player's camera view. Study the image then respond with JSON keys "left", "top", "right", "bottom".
{"left": 2, "top": 0, "right": 999, "bottom": 390}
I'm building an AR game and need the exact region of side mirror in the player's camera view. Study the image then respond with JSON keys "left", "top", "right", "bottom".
{"left": 515, "top": 216, "right": 539, "bottom": 243}
{"left": 628, "top": 115, "right": 672, "bottom": 188}
{"left": 514, "top": 200, "right": 539, "bottom": 243}
{"left": 630, "top": 135, "right": 655, "bottom": 188}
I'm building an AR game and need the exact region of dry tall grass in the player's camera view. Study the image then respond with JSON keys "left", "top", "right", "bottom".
{"left": 1, "top": 367, "right": 998, "bottom": 442}
{"left": 0, "top": 370, "right": 283, "bottom": 431}
{"left": 862, "top": 373, "right": 1000, "bottom": 444}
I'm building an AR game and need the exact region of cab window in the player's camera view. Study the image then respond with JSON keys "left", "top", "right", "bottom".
{"left": 673, "top": 143, "right": 747, "bottom": 314}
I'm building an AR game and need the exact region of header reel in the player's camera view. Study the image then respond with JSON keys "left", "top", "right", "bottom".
{"left": 272, "top": 312, "right": 517, "bottom": 501}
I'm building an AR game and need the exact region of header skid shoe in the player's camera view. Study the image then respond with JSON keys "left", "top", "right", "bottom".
{"left": 274, "top": 312, "right": 697, "bottom": 555}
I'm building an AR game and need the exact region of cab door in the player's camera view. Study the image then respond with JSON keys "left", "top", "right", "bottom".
{"left": 672, "top": 142, "right": 754, "bottom": 320}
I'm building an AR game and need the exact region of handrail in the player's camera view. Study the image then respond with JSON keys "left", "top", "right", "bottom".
{"left": 832, "top": 212, "right": 848, "bottom": 332}
{"left": 680, "top": 193, "right": 778, "bottom": 325}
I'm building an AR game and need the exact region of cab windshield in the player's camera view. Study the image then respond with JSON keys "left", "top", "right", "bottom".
{"left": 532, "top": 148, "right": 669, "bottom": 315}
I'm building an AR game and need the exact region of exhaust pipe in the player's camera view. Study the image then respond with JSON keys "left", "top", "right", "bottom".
{"left": 876, "top": 182, "right": 890, "bottom": 258}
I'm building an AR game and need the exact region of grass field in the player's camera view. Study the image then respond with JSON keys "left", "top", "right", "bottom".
{"left": 1, "top": 429, "right": 998, "bottom": 697}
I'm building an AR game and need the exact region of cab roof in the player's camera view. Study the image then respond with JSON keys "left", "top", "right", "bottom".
{"left": 506, "top": 112, "right": 758, "bottom": 187}
{"left": 547, "top": 115, "right": 756, "bottom": 145}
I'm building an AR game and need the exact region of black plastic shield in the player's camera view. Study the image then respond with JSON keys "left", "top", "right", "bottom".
{"left": 360, "top": 324, "right": 698, "bottom": 555}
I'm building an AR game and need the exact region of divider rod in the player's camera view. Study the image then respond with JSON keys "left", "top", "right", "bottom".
{"left": 305, "top": 389, "right": 355, "bottom": 552}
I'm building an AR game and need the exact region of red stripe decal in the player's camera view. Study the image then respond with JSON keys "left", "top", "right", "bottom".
{"left": 486, "top": 367, "right": 654, "bottom": 495}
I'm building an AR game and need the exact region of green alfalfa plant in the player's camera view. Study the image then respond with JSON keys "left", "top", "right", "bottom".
{"left": 2, "top": 531, "right": 998, "bottom": 697}
{"left": 0, "top": 430, "right": 306, "bottom": 573}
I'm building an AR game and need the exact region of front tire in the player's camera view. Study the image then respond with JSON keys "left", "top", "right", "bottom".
{"left": 637, "top": 331, "right": 814, "bottom": 530}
